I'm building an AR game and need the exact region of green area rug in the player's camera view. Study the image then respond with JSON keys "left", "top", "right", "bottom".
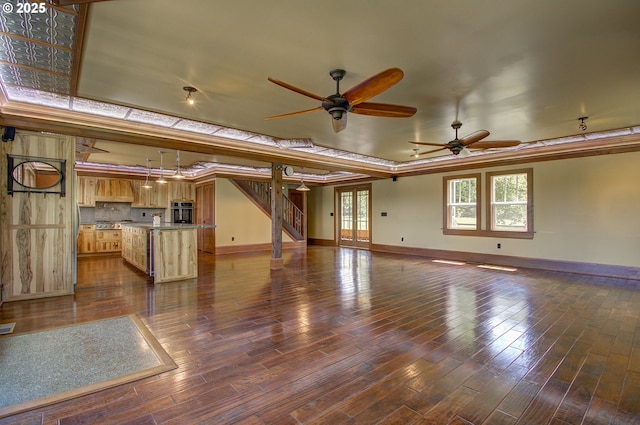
{"left": 0, "top": 315, "right": 176, "bottom": 419}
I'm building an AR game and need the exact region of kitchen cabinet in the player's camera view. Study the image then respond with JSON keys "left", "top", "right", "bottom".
{"left": 122, "top": 223, "right": 203, "bottom": 283}
{"left": 196, "top": 182, "right": 215, "bottom": 253}
{"left": 168, "top": 181, "right": 195, "bottom": 202}
{"left": 77, "top": 224, "right": 96, "bottom": 254}
{"left": 131, "top": 180, "right": 168, "bottom": 208}
{"left": 76, "top": 176, "right": 96, "bottom": 207}
{"left": 122, "top": 226, "right": 149, "bottom": 272}
{"left": 95, "top": 229, "right": 122, "bottom": 252}
{"left": 95, "top": 178, "right": 134, "bottom": 202}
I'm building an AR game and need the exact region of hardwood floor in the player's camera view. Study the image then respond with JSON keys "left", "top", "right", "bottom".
{"left": 1, "top": 247, "right": 639, "bottom": 424}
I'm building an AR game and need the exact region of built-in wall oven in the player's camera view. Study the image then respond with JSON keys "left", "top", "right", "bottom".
{"left": 171, "top": 201, "right": 194, "bottom": 224}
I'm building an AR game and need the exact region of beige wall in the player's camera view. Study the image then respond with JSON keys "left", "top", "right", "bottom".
{"left": 307, "top": 182, "right": 336, "bottom": 240}
{"left": 215, "top": 178, "right": 292, "bottom": 248}
{"left": 309, "top": 151, "right": 640, "bottom": 268}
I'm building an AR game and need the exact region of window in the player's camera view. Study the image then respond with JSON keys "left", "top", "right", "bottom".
{"left": 443, "top": 174, "right": 480, "bottom": 234}
{"left": 443, "top": 168, "right": 534, "bottom": 239}
{"left": 487, "top": 169, "right": 533, "bottom": 238}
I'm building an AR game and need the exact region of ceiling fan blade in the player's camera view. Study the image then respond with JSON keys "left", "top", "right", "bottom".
{"left": 409, "top": 140, "right": 445, "bottom": 147}
{"left": 350, "top": 102, "right": 417, "bottom": 117}
{"left": 460, "top": 130, "right": 490, "bottom": 146}
{"left": 332, "top": 115, "right": 347, "bottom": 133}
{"left": 414, "top": 147, "right": 448, "bottom": 156}
{"left": 468, "top": 140, "right": 521, "bottom": 149}
{"left": 265, "top": 106, "right": 324, "bottom": 120}
{"left": 342, "top": 68, "right": 404, "bottom": 106}
{"left": 267, "top": 77, "right": 333, "bottom": 103}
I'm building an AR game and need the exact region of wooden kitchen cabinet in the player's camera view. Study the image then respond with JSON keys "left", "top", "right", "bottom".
{"left": 131, "top": 180, "right": 168, "bottom": 208}
{"left": 95, "top": 229, "right": 122, "bottom": 253}
{"left": 168, "top": 181, "right": 195, "bottom": 202}
{"left": 76, "top": 176, "right": 96, "bottom": 206}
{"left": 95, "top": 178, "right": 134, "bottom": 202}
{"left": 77, "top": 224, "right": 96, "bottom": 254}
{"left": 122, "top": 226, "right": 149, "bottom": 272}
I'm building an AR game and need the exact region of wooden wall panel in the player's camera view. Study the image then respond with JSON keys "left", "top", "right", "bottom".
{"left": 1, "top": 132, "right": 75, "bottom": 301}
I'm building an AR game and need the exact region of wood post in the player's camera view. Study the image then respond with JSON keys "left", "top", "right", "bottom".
{"left": 270, "top": 162, "right": 284, "bottom": 269}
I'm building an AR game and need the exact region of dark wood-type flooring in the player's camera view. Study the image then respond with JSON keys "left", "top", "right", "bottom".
{"left": 1, "top": 247, "right": 640, "bottom": 424}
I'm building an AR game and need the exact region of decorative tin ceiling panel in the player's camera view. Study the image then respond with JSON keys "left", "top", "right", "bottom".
{"left": 0, "top": 2, "right": 79, "bottom": 94}
{"left": 71, "top": 97, "right": 130, "bottom": 119}
{"left": 127, "top": 109, "right": 180, "bottom": 127}
{"left": 172, "top": 120, "right": 222, "bottom": 135}
{"left": 4, "top": 85, "right": 70, "bottom": 108}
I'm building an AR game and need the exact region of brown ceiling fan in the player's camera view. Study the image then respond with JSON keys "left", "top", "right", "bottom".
{"left": 265, "top": 68, "right": 417, "bottom": 133}
{"left": 409, "top": 120, "right": 521, "bottom": 157}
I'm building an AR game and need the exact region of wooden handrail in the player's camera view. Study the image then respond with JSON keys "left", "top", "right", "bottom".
{"left": 235, "top": 180, "right": 305, "bottom": 240}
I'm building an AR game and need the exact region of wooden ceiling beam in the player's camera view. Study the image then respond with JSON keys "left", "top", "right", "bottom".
{"left": 70, "top": 4, "right": 90, "bottom": 97}
{"left": 0, "top": 114, "right": 392, "bottom": 178}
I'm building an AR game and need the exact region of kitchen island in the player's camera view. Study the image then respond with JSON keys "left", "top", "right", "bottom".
{"left": 121, "top": 223, "right": 206, "bottom": 283}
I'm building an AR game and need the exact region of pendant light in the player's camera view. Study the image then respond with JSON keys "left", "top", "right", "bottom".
{"left": 296, "top": 167, "right": 310, "bottom": 192}
{"left": 157, "top": 151, "right": 167, "bottom": 184}
{"left": 142, "top": 158, "right": 153, "bottom": 189}
{"left": 173, "top": 150, "right": 185, "bottom": 179}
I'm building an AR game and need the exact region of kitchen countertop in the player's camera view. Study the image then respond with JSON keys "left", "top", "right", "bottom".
{"left": 120, "top": 223, "right": 215, "bottom": 230}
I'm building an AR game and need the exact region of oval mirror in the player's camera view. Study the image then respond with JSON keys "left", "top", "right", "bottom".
{"left": 12, "top": 161, "right": 62, "bottom": 189}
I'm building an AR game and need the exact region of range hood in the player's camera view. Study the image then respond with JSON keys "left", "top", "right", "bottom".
{"left": 94, "top": 178, "right": 134, "bottom": 203}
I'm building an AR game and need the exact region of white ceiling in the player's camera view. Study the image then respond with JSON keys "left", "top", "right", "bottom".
{"left": 3, "top": 0, "right": 640, "bottom": 175}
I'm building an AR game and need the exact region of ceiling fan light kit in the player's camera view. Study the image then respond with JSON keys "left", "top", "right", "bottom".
{"left": 266, "top": 67, "right": 417, "bottom": 133}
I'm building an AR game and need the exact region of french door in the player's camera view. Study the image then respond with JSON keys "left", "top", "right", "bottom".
{"left": 337, "top": 185, "right": 371, "bottom": 249}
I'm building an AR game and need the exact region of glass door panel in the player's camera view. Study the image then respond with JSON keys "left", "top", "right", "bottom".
{"left": 338, "top": 186, "right": 370, "bottom": 249}
{"left": 356, "top": 189, "right": 370, "bottom": 247}
{"left": 340, "top": 191, "right": 354, "bottom": 244}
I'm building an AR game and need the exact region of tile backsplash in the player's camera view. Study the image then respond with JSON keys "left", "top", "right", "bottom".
{"left": 80, "top": 202, "right": 166, "bottom": 224}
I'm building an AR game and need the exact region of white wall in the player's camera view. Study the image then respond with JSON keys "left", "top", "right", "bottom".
{"left": 308, "top": 151, "right": 640, "bottom": 268}
{"left": 215, "top": 178, "right": 292, "bottom": 247}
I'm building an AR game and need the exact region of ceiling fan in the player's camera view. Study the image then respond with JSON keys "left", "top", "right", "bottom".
{"left": 265, "top": 68, "right": 417, "bottom": 133}
{"left": 409, "top": 120, "right": 521, "bottom": 157}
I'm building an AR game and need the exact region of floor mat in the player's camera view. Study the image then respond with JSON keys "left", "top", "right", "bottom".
{"left": 0, "top": 322, "right": 15, "bottom": 335}
{"left": 0, "top": 315, "right": 176, "bottom": 419}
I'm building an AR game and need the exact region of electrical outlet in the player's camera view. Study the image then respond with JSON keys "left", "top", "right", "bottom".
{"left": 497, "top": 243, "right": 501, "bottom": 249}
{"left": 401, "top": 237, "right": 404, "bottom": 242}
{"left": 232, "top": 236, "right": 235, "bottom": 241}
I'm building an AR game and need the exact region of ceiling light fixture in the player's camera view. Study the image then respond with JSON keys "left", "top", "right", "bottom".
{"left": 183, "top": 86, "right": 197, "bottom": 105}
{"left": 142, "top": 158, "right": 153, "bottom": 189}
{"left": 173, "top": 150, "right": 185, "bottom": 179}
{"left": 412, "top": 148, "right": 420, "bottom": 158}
{"left": 157, "top": 150, "right": 167, "bottom": 184}
{"left": 458, "top": 147, "right": 471, "bottom": 157}
{"left": 296, "top": 167, "right": 310, "bottom": 192}
{"left": 578, "top": 116, "right": 588, "bottom": 131}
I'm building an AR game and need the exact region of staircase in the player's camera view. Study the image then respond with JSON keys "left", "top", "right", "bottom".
{"left": 231, "top": 179, "right": 305, "bottom": 241}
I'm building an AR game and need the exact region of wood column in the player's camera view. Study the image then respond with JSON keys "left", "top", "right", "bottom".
{"left": 270, "top": 163, "right": 284, "bottom": 269}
